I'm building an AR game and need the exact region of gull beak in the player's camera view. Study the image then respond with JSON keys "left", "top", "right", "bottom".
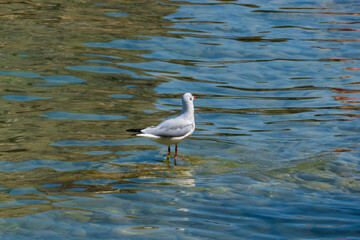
{"left": 193, "top": 96, "right": 197, "bottom": 99}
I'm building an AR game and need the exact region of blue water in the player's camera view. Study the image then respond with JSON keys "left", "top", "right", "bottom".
{"left": 0, "top": 0, "right": 359, "bottom": 239}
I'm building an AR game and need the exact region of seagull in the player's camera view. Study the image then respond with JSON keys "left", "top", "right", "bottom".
{"left": 127, "top": 93, "right": 196, "bottom": 157}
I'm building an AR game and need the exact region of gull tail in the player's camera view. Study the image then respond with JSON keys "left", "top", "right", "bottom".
{"left": 126, "top": 128, "right": 142, "bottom": 134}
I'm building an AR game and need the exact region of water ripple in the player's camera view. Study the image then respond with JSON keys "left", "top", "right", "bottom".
{"left": 0, "top": 0, "right": 359, "bottom": 239}
{"left": 41, "top": 112, "right": 126, "bottom": 121}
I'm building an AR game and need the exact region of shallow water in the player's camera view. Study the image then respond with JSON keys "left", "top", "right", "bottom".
{"left": 0, "top": 0, "right": 359, "bottom": 239}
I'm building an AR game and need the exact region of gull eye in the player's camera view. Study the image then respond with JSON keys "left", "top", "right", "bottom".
{"left": 190, "top": 97, "right": 193, "bottom": 101}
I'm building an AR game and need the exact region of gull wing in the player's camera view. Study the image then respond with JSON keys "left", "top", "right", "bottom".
{"left": 142, "top": 117, "right": 194, "bottom": 137}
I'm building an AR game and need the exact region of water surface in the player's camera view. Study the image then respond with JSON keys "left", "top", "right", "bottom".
{"left": 0, "top": 0, "right": 359, "bottom": 239}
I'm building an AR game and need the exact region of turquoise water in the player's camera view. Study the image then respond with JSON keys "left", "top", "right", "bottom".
{"left": 0, "top": 0, "right": 359, "bottom": 239}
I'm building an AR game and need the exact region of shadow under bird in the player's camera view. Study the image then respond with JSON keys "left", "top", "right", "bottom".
{"left": 127, "top": 93, "right": 197, "bottom": 157}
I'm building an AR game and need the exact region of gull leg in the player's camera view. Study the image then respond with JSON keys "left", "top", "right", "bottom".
{"left": 174, "top": 144, "right": 187, "bottom": 162}
{"left": 173, "top": 145, "right": 178, "bottom": 166}
{"left": 168, "top": 146, "right": 171, "bottom": 156}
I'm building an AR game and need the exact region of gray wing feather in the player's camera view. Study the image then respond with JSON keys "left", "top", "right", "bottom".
{"left": 142, "top": 117, "right": 193, "bottom": 137}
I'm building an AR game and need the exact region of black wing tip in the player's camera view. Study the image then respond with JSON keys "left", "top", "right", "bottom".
{"left": 126, "top": 128, "right": 142, "bottom": 133}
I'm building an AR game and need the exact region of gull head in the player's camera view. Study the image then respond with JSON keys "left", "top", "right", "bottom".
{"left": 182, "top": 93, "right": 196, "bottom": 114}
{"left": 182, "top": 92, "right": 196, "bottom": 104}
